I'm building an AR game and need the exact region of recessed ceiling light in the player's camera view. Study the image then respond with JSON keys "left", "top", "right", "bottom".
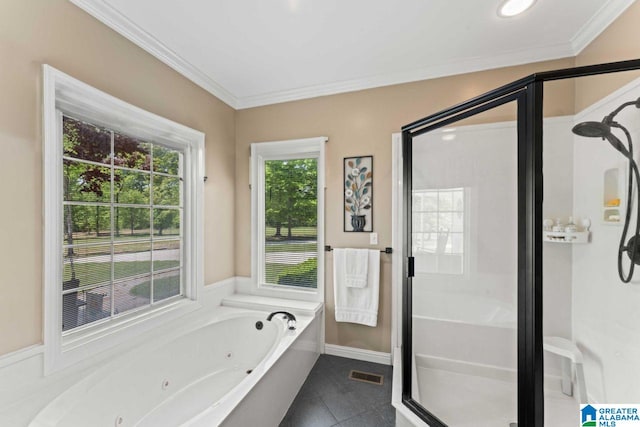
{"left": 498, "top": 0, "right": 536, "bottom": 17}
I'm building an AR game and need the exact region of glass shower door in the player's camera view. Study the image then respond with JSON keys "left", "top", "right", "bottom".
{"left": 406, "top": 98, "right": 520, "bottom": 427}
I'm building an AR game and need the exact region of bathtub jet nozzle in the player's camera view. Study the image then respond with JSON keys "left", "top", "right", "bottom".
{"left": 267, "top": 311, "right": 297, "bottom": 330}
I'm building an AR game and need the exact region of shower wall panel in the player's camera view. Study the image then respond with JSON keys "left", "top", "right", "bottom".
{"left": 572, "top": 76, "right": 640, "bottom": 403}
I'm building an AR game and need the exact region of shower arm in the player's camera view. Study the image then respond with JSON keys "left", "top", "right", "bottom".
{"left": 604, "top": 98, "right": 640, "bottom": 124}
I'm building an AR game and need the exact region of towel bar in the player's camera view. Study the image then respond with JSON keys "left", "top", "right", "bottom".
{"left": 324, "top": 245, "right": 392, "bottom": 254}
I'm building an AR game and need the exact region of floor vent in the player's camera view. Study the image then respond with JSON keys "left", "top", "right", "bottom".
{"left": 349, "top": 370, "right": 384, "bottom": 385}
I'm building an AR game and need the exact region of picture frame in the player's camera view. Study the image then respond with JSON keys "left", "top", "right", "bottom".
{"left": 343, "top": 155, "right": 373, "bottom": 232}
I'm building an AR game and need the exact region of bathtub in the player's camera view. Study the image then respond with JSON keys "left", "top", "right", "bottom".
{"left": 29, "top": 305, "right": 319, "bottom": 427}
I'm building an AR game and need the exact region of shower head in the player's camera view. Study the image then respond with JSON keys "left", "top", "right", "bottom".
{"left": 571, "top": 121, "right": 610, "bottom": 138}
{"left": 572, "top": 98, "right": 640, "bottom": 283}
{"left": 572, "top": 120, "right": 631, "bottom": 158}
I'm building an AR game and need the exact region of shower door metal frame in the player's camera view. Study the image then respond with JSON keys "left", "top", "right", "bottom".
{"left": 400, "top": 58, "right": 640, "bottom": 427}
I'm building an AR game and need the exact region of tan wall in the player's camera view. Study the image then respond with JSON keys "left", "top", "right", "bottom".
{"left": 236, "top": 58, "right": 575, "bottom": 353}
{"left": 5, "top": 0, "right": 638, "bottom": 359}
{"left": 0, "top": 0, "right": 236, "bottom": 356}
{"left": 574, "top": 1, "right": 640, "bottom": 112}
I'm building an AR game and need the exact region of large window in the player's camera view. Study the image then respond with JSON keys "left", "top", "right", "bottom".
{"left": 43, "top": 65, "right": 204, "bottom": 373}
{"left": 251, "top": 138, "right": 325, "bottom": 300}
{"left": 62, "top": 116, "right": 183, "bottom": 331}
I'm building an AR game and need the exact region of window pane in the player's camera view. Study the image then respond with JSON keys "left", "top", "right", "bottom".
{"left": 423, "top": 191, "right": 438, "bottom": 211}
{"left": 264, "top": 158, "right": 318, "bottom": 288}
{"left": 153, "top": 240, "right": 180, "bottom": 271}
{"left": 153, "top": 209, "right": 180, "bottom": 238}
{"left": 62, "top": 283, "right": 112, "bottom": 331}
{"left": 62, "top": 116, "right": 111, "bottom": 165}
{"left": 413, "top": 192, "right": 423, "bottom": 211}
{"left": 425, "top": 213, "right": 438, "bottom": 233}
{"left": 115, "top": 169, "right": 150, "bottom": 205}
{"left": 438, "top": 191, "right": 453, "bottom": 211}
{"left": 63, "top": 244, "right": 111, "bottom": 287}
{"left": 452, "top": 211, "right": 464, "bottom": 232}
{"left": 412, "top": 212, "right": 423, "bottom": 232}
{"left": 59, "top": 116, "right": 186, "bottom": 333}
{"left": 115, "top": 207, "right": 150, "bottom": 240}
{"left": 113, "top": 243, "right": 152, "bottom": 280}
{"left": 412, "top": 188, "right": 466, "bottom": 271}
{"left": 438, "top": 212, "right": 453, "bottom": 231}
{"left": 153, "top": 270, "right": 181, "bottom": 302}
{"left": 63, "top": 205, "right": 111, "bottom": 245}
{"left": 153, "top": 145, "right": 180, "bottom": 176}
{"left": 153, "top": 175, "right": 181, "bottom": 206}
{"left": 114, "top": 274, "right": 151, "bottom": 314}
{"left": 63, "top": 161, "right": 111, "bottom": 203}
{"left": 113, "top": 133, "right": 150, "bottom": 171}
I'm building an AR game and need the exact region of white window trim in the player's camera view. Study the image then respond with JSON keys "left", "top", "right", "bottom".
{"left": 250, "top": 138, "right": 326, "bottom": 303}
{"left": 42, "top": 65, "right": 205, "bottom": 375}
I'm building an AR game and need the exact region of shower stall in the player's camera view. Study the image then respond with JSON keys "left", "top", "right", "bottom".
{"left": 396, "top": 59, "right": 640, "bottom": 427}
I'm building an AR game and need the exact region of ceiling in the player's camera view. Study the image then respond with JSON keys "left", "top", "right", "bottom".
{"left": 71, "top": 0, "right": 636, "bottom": 109}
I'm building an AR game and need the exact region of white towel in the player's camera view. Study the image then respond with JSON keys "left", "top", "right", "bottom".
{"left": 344, "top": 248, "right": 369, "bottom": 288}
{"left": 333, "top": 249, "right": 380, "bottom": 327}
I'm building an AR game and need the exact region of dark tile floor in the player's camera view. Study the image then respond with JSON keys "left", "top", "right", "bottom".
{"left": 279, "top": 354, "right": 395, "bottom": 427}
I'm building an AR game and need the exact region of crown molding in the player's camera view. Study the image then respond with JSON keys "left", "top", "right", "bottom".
{"left": 69, "top": 0, "right": 238, "bottom": 108}
{"left": 70, "top": 0, "right": 632, "bottom": 110}
{"left": 236, "top": 42, "right": 575, "bottom": 109}
{"left": 570, "top": 0, "right": 636, "bottom": 55}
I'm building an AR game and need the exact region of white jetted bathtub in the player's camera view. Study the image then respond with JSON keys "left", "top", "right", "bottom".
{"left": 29, "top": 305, "right": 319, "bottom": 427}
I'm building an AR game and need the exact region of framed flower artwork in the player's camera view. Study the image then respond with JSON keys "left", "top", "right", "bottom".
{"left": 343, "top": 155, "right": 373, "bottom": 232}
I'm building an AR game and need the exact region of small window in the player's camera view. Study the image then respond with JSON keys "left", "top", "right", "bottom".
{"left": 412, "top": 188, "right": 466, "bottom": 275}
{"left": 251, "top": 138, "right": 325, "bottom": 299}
{"left": 263, "top": 158, "right": 318, "bottom": 288}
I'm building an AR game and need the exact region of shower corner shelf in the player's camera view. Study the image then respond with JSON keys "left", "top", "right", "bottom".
{"left": 543, "top": 230, "right": 590, "bottom": 244}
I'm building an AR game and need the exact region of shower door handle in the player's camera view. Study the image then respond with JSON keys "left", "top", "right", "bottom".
{"left": 407, "top": 256, "right": 415, "bottom": 278}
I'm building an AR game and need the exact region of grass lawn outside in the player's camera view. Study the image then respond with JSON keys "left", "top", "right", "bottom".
{"left": 66, "top": 231, "right": 180, "bottom": 255}
{"left": 64, "top": 260, "right": 179, "bottom": 287}
{"left": 265, "top": 226, "right": 316, "bottom": 240}
{"left": 265, "top": 263, "right": 289, "bottom": 284}
{"left": 264, "top": 242, "right": 317, "bottom": 253}
{"left": 264, "top": 260, "right": 317, "bottom": 288}
{"left": 130, "top": 275, "right": 181, "bottom": 301}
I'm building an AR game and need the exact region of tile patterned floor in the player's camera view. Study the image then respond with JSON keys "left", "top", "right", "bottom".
{"left": 279, "top": 354, "right": 395, "bottom": 427}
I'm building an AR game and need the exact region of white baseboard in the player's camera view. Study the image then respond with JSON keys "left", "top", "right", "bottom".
{"left": 324, "top": 344, "right": 392, "bottom": 365}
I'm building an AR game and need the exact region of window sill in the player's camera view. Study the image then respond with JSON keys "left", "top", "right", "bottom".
{"left": 258, "top": 283, "right": 319, "bottom": 294}
{"left": 234, "top": 277, "right": 322, "bottom": 303}
{"left": 47, "top": 298, "right": 200, "bottom": 375}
